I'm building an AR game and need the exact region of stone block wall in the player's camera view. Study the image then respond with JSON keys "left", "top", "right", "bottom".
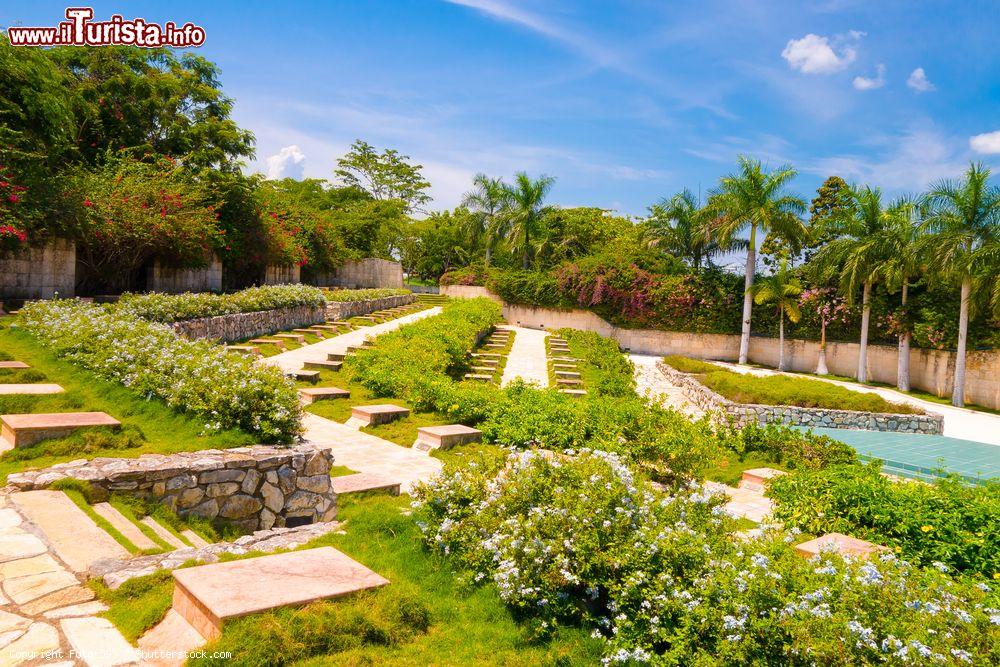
{"left": 0, "top": 239, "right": 76, "bottom": 299}
{"left": 6, "top": 445, "right": 337, "bottom": 532}
{"left": 264, "top": 264, "right": 301, "bottom": 285}
{"left": 325, "top": 293, "right": 414, "bottom": 320}
{"left": 310, "top": 258, "right": 403, "bottom": 288}
{"left": 170, "top": 304, "right": 326, "bottom": 343}
{"left": 655, "top": 360, "right": 944, "bottom": 434}
{"left": 147, "top": 256, "right": 222, "bottom": 293}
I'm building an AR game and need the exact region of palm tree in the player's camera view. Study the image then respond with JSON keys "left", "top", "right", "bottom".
{"left": 502, "top": 172, "right": 555, "bottom": 270}
{"left": 813, "top": 186, "right": 913, "bottom": 384}
{"left": 921, "top": 163, "right": 1000, "bottom": 407}
{"left": 753, "top": 261, "right": 803, "bottom": 371}
{"left": 644, "top": 189, "right": 723, "bottom": 268}
{"left": 461, "top": 174, "right": 509, "bottom": 266}
{"left": 707, "top": 156, "right": 806, "bottom": 365}
{"left": 875, "top": 202, "right": 923, "bottom": 392}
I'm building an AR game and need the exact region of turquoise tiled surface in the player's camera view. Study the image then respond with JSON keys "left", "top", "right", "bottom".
{"left": 800, "top": 427, "right": 1000, "bottom": 484}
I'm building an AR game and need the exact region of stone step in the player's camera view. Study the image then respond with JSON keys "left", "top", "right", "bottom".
{"left": 794, "top": 533, "right": 887, "bottom": 560}
{"left": 484, "top": 343, "right": 506, "bottom": 349}
{"left": 554, "top": 371, "right": 581, "bottom": 379}
{"left": 412, "top": 424, "right": 482, "bottom": 452}
{"left": 1, "top": 412, "right": 121, "bottom": 449}
{"left": 92, "top": 503, "right": 160, "bottom": 551}
{"left": 311, "top": 325, "right": 342, "bottom": 332}
{"left": 556, "top": 378, "right": 583, "bottom": 387}
{"left": 60, "top": 616, "right": 141, "bottom": 667}
{"left": 304, "top": 360, "right": 343, "bottom": 372}
{"left": 330, "top": 473, "right": 401, "bottom": 496}
{"left": 550, "top": 356, "right": 578, "bottom": 363}
{"left": 224, "top": 345, "right": 260, "bottom": 356}
{"left": 559, "top": 389, "right": 588, "bottom": 397}
{"left": 552, "top": 364, "right": 577, "bottom": 371}
{"left": 471, "top": 352, "right": 502, "bottom": 360}
{"left": 298, "top": 387, "right": 351, "bottom": 404}
{"left": 293, "top": 328, "right": 326, "bottom": 338}
{"left": 172, "top": 547, "right": 389, "bottom": 640}
{"left": 327, "top": 321, "right": 351, "bottom": 327}
{"left": 0, "top": 384, "right": 65, "bottom": 395}
{"left": 140, "top": 517, "right": 187, "bottom": 550}
{"left": 327, "top": 352, "right": 347, "bottom": 362}
{"left": 470, "top": 365, "right": 496, "bottom": 374}
{"left": 138, "top": 609, "right": 206, "bottom": 665}
{"left": 348, "top": 404, "right": 409, "bottom": 427}
{"left": 10, "top": 491, "right": 129, "bottom": 572}
{"left": 273, "top": 333, "right": 305, "bottom": 344}
{"left": 738, "top": 467, "right": 787, "bottom": 493}
{"left": 288, "top": 369, "right": 321, "bottom": 384}
{"left": 0, "top": 361, "right": 30, "bottom": 369}
{"left": 181, "top": 530, "right": 210, "bottom": 549}
{"left": 463, "top": 373, "right": 493, "bottom": 382}
{"left": 248, "top": 338, "right": 286, "bottom": 349}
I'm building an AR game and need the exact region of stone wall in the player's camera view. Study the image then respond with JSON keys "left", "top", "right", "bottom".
{"left": 0, "top": 239, "right": 76, "bottom": 299}
{"left": 170, "top": 304, "right": 326, "bottom": 343}
{"left": 264, "top": 264, "right": 301, "bottom": 285}
{"left": 655, "top": 360, "right": 944, "bottom": 434}
{"left": 147, "top": 256, "right": 222, "bottom": 294}
{"left": 6, "top": 445, "right": 337, "bottom": 532}
{"left": 310, "top": 258, "right": 403, "bottom": 288}
{"left": 440, "top": 285, "right": 1000, "bottom": 410}
{"left": 325, "top": 293, "right": 414, "bottom": 320}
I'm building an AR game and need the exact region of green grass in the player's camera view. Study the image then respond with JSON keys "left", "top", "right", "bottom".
{"left": 330, "top": 465, "right": 358, "bottom": 478}
{"left": 92, "top": 570, "right": 175, "bottom": 642}
{"left": 0, "top": 327, "right": 254, "bottom": 483}
{"left": 702, "top": 451, "right": 786, "bottom": 487}
{"left": 662, "top": 355, "right": 722, "bottom": 374}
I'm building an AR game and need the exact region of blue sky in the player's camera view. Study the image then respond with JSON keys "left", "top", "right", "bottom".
{"left": 5, "top": 1, "right": 1000, "bottom": 217}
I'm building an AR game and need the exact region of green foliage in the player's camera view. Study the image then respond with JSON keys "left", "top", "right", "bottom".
{"left": 768, "top": 462, "right": 1000, "bottom": 577}
{"left": 91, "top": 570, "right": 175, "bottom": 642}
{"left": 717, "top": 422, "right": 857, "bottom": 470}
{"left": 661, "top": 355, "right": 719, "bottom": 374}
{"left": 334, "top": 139, "right": 431, "bottom": 212}
{"left": 556, "top": 328, "right": 635, "bottom": 397}
{"left": 488, "top": 270, "right": 572, "bottom": 308}
{"left": 116, "top": 284, "right": 325, "bottom": 322}
{"left": 323, "top": 288, "right": 410, "bottom": 302}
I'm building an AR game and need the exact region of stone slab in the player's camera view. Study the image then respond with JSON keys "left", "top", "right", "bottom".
{"left": 414, "top": 424, "right": 482, "bottom": 452}
{"left": 559, "top": 389, "right": 588, "bottom": 397}
{"left": 92, "top": 503, "right": 159, "bottom": 551}
{"left": 9, "top": 491, "right": 129, "bottom": 572}
{"left": 172, "top": 547, "right": 389, "bottom": 639}
{"left": 19, "top": 585, "right": 94, "bottom": 616}
{"left": 293, "top": 329, "right": 325, "bottom": 338}
{"left": 139, "top": 517, "right": 186, "bottom": 550}
{"left": 60, "top": 616, "right": 140, "bottom": 667}
{"left": 303, "top": 360, "right": 342, "bottom": 371}
{"left": 326, "top": 352, "right": 347, "bottom": 362}
{"left": 794, "top": 532, "right": 887, "bottom": 560}
{"left": 248, "top": 338, "right": 285, "bottom": 349}
{"left": 298, "top": 387, "right": 351, "bottom": 404}
{"left": 3, "top": 569, "right": 78, "bottom": 605}
{"left": 330, "top": 473, "right": 401, "bottom": 496}
{"left": 0, "top": 622, "right": 59, "bottom": 667}
{"left": 42, "top": 601, "right": 109, "bottom": 620}
{"left": 556, "top": 378, "right": 583, "bottom": 386}
{"left": 273, "top": 333, "right": 305, "bottom": 343}
{"left": 554, "top": 371, "right": 581, "bottom": 379}
{"left": 463, "top": 374, "right": 493, "bottom": 381}
{"left": 0, "top": 362, "right": 30, "bottom": 370}
{"left": 180, "top": 530, "right": 210, "bottom": 549}
{"left": 1, "top": 412, "right": 121, "bottom": 448}
{"left": 137, "top": 609, "right": 206, "bottom": 667}
{"left": 0, "top": 532, "right": 50, "bottom": 564}
{"left": 224, "top": 346, "right": 259, "bottom": 356}
{"left": 349, "top": 404, "right": 409, "bottom": 426}
{"left": 0, "top": 384, "right": 65, "bottom": 396}
{"left": 0, "top": 554, "right": 62, "bottom": 580}
{"left": 288, "top": 369, "right": 321, "bottom": 384}
{"left": 739, "top": 467, "right": 787, "bottom": 492}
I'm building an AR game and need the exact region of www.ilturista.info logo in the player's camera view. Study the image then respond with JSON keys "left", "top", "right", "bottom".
{"left": 7, "top": 7, "right": 206, "bottom": 47}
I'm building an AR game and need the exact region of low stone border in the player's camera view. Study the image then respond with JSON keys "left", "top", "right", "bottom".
{"left": 6, "top": 445, "right": 337, "bottom": 531}
{"left": 655, "top": 360, "right": 943, "bottom": 435}
{"left": 170, "top": 304, "right": 326, "bottom": 343}
{"left": 325, "top": 293, "right": 414, "bottom": 320}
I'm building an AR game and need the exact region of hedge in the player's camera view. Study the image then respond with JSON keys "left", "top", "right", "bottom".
{"left": 117, "top": 284, "right": 326, "bottom": 323}
{"left": 322, "top": 288, "right": 410, "bottom": 303}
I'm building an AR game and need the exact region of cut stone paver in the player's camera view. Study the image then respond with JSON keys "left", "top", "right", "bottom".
{"left": 413, "top": 424, "right": 482, "bottom": 452}
{"left": 42, "top": 601, "right": 109, "bottom": 620}
{"left": 348, "top": 404, "right": 410, "bottom": 427}
{"left": 0, "top": 384, "right": 64, "bottom": 396}
{"left": 19, "top": 586, "right": 95, "bottom": 616}
{"left": 180, "top": 530, "right": 210, "bottom": 549}
{"left": 137, "top": 609, "right": 206, "bottom": 667}
{"left": 794, "top": 533, "right": 887, "bottom": 559}
{"left": 0, "top": 362, "right": 29, "bottom": 370}
{"left": 1, "top": 412, "right": 121, "bottom": 449}
{"left": 139, "top": 517, "right": 186, "bottom": 550}
{"left": 60, "top": 616, "right": 140, "bottom": 667}
{"left": 298, "top": 387, "right": 350, "bottom": 404}
{"left": 0, "top": 554, "right": 62, "bottom": 580}
{"left": 92, "top": 503, "right": 159, "bottom": 551}
{"left": 9, "top": 491, "right": 129, "bottom": 572}
{"left": 3, "top": 569, "right": 78, "bottom": 605}
{"left": 500, "top": 326, "right": 548, "bottom": 388}
{"left": 703, "top": 481, "right": 774, "bottom": 523}
{"left": 0, "top": 531, "right": 49, "bottom": 564}
{"left": 173, "top": 547, "right": 389, "bottom": 639}
{"left": 0, "top": 622, "right": 60, "bottom": 667}
{"left": 0, "top": 611, "right": 30, "bottom": 637}
{"left": 330, "top": 473, "right": 401, "bottom": 496}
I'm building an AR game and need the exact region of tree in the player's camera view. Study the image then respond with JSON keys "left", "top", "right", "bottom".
{"left": 502, "top": 172, "right": 555, "bottom": 270}
{"left": 813, "top": 186, "right": 914, "bottom": 384}
{"left": 876, "top": 204, "right": 923, "bottom": 392}
{"left": 644, "top": 189, "right": 727, "bottom": 268}
{"left": 334, "top": 140, "right": 431, "bottom": 212}
{"left": 753, "top": 261, "right": 803, "bottom": 371}
{"left": 921, "top": 163, "right": 1000, "bottom": 407}
{"left": 706, "top": 156, "right": 806, "bottom": 365}
{"left": 461, "top": 174, "right": 508, "bottom": 266}
{"left": 799, "top": 285, "right": 848, "bottom": 375}
{"left": 536, "top": 207, "right": 633, "bottom": 268}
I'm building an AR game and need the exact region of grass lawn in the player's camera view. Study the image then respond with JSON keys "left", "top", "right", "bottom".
{"left": 0, "top": 325, "right": 255, "bottom": 483}
{"left": 702, "top": 451, "right": 786, "bottom": 487}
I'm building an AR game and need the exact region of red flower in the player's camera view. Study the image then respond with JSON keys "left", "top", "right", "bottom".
{"left": 7, "top": 194, "right": 18, "bottom": 203}
{"left": 83, "top": 198, "right": 94, "bottom": 207}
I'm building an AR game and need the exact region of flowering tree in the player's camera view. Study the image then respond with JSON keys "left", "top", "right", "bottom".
{"left": 0, "top": 167, "right": 29, "bottom": 254}
{"left": 799, "top": 287, "right": 849, "bottom": 374}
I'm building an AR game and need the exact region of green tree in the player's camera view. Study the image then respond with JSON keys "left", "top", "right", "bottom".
{"left": 536, "top": 207, "right": 633, "bottom": 268}
{"left": 644, "top": 189, "right": 729, "bottom": 268}
{"left": 753, "top": 261, "right": 803, "bottom": 371}
{"left": 502, "top": 172, "right": 555, "bottom": 270}
{"left": 707, "top": 156, "right": 806, "bottom": 365}
{"left": 875, "top": 203, "right": 923, "bottom": 392}
{"left": 921, "top": 163, "right": 1000, "bottom": 406}
{"left": 334, "top": 140, "right": 431, "bottom": 212}
{"left": 401, "top": 210, "right": 471, "bottom": 279}
{"left": 461, "top": 174, "right": 508, "bottom": 266}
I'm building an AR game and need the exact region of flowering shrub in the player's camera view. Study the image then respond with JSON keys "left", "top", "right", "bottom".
{"left": 323, "top": 288, "right": 410, "bottom": 303}
{"left": 17, "top": 300, "right": 301, "bottom": 441}
{"left": 0, "top": 164, "right": 30, "bottom": 254}
{"left": 768, "top": 462, "right": 1000, "bottom": 578}
{"left": 116, "top": 284, "right": 326, "bottom": 323}
{"left": 416, "top": 450, "right": 1000, "bottom": 664}
{"left": 439, "top": 266, "right": 488, "bottom": 286}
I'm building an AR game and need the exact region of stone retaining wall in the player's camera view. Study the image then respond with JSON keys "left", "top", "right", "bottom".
{"left": 309, "top": 258, "right": 403, "bottom": 288}
{"left": 0, "top": 239, "right": 76, "bottom": 299}
{"left": 6, "top": 445, "right": 337, "bottom": 532}
{"left": 325, "top": 293, "right": 414, "bottom": 320}
{"left": 170, "top": 304, "right": 326, "bottom": 343}
{"left": 655, "top": 360, "right": 944, "bottom": 434}
{"left": 147, "top": 257, "right": 222, "bottom": 293}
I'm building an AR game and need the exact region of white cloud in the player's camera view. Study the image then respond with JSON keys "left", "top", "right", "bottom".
{"left": 264, "top": 145, "right": 306, "bottom": 179}
{"left": 852, "top": 63, "right": 885, "bottom": 90}
{"left": 970, "top": 130, "right": 1000, "bottom": 154}
{"left": 781, "top": 32, "right": 860, "bottom": 74}
{"left": 906, "top": 67, "right": 935, "bottom": 92}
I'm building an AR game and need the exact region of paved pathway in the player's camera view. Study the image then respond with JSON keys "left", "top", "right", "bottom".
{"left": 630, "top": 354, "right": 704, "bottom": 417}
{"left": 265, "top": 307, "right": 442, "bottom": 374}
{"left": 711, "top": 361, "right": 1000, "bottom": 446}
{"left": 500, "top": 326, "right": 549, "bottom": 388}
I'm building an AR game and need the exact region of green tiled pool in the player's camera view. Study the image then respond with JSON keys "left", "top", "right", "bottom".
{"left": 802, "top": 427, "right": 1000, "bottom": 484}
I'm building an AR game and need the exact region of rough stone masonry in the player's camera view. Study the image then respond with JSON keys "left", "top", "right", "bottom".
{"left": 6, "top": 445, "right": 337, "bottom": 531}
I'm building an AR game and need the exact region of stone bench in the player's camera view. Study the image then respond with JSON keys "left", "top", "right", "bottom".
{"left": 304, "top": 360, "right": 342, "bottom": 371}
{"left": 298, "top": 387, "right": 351, "bottom": 404}
{"left": 348, "top": 404, "right": 409, "bottom": 427}
{"left": 0, "top": 361, "right": 30, "bottom": 369}
{"left": 413, "top": 424, "right": 482, "bottom": 452}
{"left": 1, "top": 412, "right": 121, "bottom": 448}
{"left": 249, "top": 338, "right": 286, "bottom": 350}
{"left": 172, "top": 547, "right": 389, "bottom": 640}
{"left": 330, "top": 472, "right": 401, "bottom": 496}
{"left": 794, "top": 533, "right": 887, "bottom": 560}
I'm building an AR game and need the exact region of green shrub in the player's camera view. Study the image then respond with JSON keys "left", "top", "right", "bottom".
{"left": 719, "top": 422, "right": 857, "bottom": 470}
{"left": 661, "top": 354, "right": 721, "bottom": 374}
{"left": 768, "top": 462, "right": 1000, "bottom": 577}
{"left": 323, "top": 287, "right": 411, "bottom": 302}
{"left": 116, "top": 284, "right": 326, "bottom": 323}
{"left": 487, "top": 270, "right": 573, "bottom": 308}
{"left": 556, "top": 328, "right": 635, "bottom": 397}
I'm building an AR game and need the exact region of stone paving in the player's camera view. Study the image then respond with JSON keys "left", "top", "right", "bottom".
{"left": 500, "top": 326, "right": 549, "bottom": 388}
{"left": 629, "top": 354, "right": 704, "bottom": 417}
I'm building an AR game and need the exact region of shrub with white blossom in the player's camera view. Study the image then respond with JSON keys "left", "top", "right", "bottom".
{"left": 116, "top": 283, "right": 326, "bottom": 323}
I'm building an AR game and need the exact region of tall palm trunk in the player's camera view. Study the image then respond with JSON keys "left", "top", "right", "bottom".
{"left": 522, "top": 228, "right": 530, "bottom": 270}
{"left": 897, "top": 280, "right": 910, "bottom": 392}
{"left": 738, "top": 224, "right": 757, "bottom": 365}
{"left": 777, "top": 311, "right": 787, "bottom": 371}
{"left": 816, "top": 316, "right": 829, "bottom": 375}
{"left": 857, "top": 281, "right": 871, "bottom": 383}
{"left": 484, "top": 238, "right": 492, "bottom": 267}
{"left": 952, "top": 277, "right": 971, "bottom": 407}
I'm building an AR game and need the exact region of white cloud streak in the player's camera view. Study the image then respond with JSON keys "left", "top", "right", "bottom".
{"left": 970, "top": 130, "right": 1000, "bottom": 154}
{"left": 906, "top": 67, "right": 935, "bottom": 92}
{"left": 853, "top": 63, "right": 885, "bottom": 90}
{"left": 782, "top": 32, "right": 861, "bottom": 74}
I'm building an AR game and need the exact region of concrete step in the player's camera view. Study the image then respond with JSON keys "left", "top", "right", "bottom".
{"left": 349, "top": 404, "right": 409, "bottom": 427}
{"left": 1, "top": 412, "right": 121, "bottom": 449}
{"left": 412, "top": 424, "right": 482, "bottom": 452}
{"left": 139, "top": 517, "right": 187, "bottom": 550}
{"left": 298, "top": 387, "right": 351, "bottom": 404}
{"left": 0, "top": 384, "right": 65, "bottom": 395}
{"left": 303, "top": 360, "right": 343, "bottom": 371}
{"left": 330, "top": 473, "right": 401, "bottom": 496}
{"left": 91, "top": 503, "right": 159, "bottom": 551}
